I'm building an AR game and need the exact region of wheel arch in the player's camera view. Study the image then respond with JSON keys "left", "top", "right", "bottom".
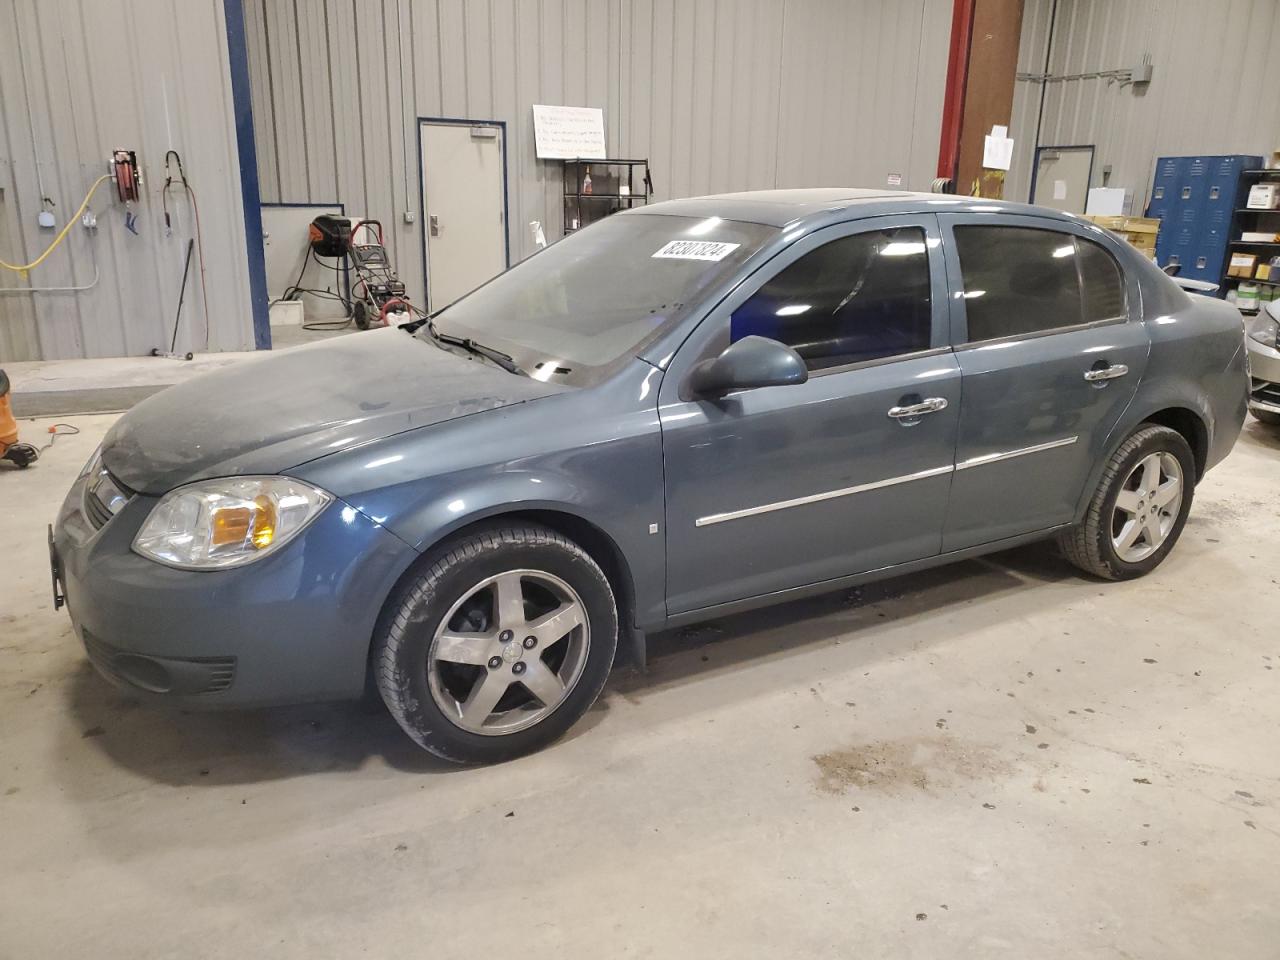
{"left": 1073, "top": 401, "right": 1211, "bottom": 526}
{"left": 364, "top": 506, "right": 642, "bottom": 687}
{"left": 1140, "top": 406, "right": 1209, "bottom": 480}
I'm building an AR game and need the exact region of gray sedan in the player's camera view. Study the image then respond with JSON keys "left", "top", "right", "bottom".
{"left": 51, "top": 189, "right": 1248, "bottom": 763}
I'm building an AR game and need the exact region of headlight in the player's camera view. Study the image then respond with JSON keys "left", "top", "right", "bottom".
{"left": 1247, "top": 314, "right": 1279, "bottom": 349}
{"left": 79, "top": 444, "right": 102, "bottom": 479}
{"left": 133, "top": 476, "right": 331, "bottom": 570}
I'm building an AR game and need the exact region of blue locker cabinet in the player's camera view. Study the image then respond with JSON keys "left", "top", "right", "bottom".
{"left": 1148, "top": 154, "right": 1262, "bottom": 292}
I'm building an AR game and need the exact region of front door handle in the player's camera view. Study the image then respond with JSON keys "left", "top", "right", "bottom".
{"left": 1083, "top": 363, "right": 1129, "bottom": 383}
{"left": 887, "top": 397, "right": 949, "bottom": 420}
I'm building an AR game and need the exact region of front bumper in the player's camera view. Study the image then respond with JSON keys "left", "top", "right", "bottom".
{"left": 52, "top": 473, "right": 418, "bottom": 707}
{"left": 1246, "top": 337, "right": 1280, "bottom": 414}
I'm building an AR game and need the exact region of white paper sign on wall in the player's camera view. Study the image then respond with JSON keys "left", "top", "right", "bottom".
{"left": 532, "top": 105, "right": 607, "bottom": 160}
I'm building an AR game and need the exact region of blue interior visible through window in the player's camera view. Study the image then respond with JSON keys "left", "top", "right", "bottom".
{"left": 730, "top": 227, "right": 932, "bottom": 371}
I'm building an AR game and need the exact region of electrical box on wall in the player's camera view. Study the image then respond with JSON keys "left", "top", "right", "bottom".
{"left": 111, "top": 149, "right": 140, "bottom": 202}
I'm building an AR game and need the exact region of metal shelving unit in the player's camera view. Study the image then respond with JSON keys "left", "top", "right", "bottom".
{"left": 563, "top": 158, "right": 653, "bottom": 234}
{"left": 1223, "top": 168, "right": 1280, "bottom": 306}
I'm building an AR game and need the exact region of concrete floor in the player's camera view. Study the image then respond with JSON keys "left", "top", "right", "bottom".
{"left": 2, "top": 413, "right": 1278, "bottom": 959}
{"left": 6, "top": 322, "right": 353, "bottom": 416}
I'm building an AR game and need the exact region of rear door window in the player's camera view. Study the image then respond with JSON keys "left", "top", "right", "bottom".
{"left": 729, "top": 226, "right": 932, "bottom": 371}
{"left": 1078, "top": 237, "right": 1127, "bottom": 322}
{"left": 953, "top": 226, "right": 1129, "bottom": 343}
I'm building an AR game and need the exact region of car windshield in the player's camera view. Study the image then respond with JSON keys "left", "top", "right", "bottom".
{"left": 423, "top": 213, "right": 777, "bottom": 379}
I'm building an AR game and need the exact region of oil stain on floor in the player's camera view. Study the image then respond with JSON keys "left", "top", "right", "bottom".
{"left": 812, "top": 736, "right": 1013, "bottom": 794}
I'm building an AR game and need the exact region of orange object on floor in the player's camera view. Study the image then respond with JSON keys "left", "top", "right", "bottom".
{"left": 0, "top": 369, "right": 39, "bottom": 468}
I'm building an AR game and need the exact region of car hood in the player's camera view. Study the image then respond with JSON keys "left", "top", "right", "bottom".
{"left": 103, "top": 327, "right": 566, "bottom": 494}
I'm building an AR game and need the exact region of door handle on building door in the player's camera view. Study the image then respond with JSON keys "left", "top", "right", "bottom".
{"left": 429, "top": 215, "right": 440, "bottom": 237}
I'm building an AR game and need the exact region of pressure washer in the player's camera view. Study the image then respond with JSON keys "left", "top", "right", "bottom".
{"left": 296, "top": 215, "right": 416, "bottom": 329}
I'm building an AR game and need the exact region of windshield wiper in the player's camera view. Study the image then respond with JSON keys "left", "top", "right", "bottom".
{"left": 425, "top": 319, "right": 524, "bottom": 376}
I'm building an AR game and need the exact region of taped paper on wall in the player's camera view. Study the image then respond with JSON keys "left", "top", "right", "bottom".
{"left": 1053, "top": 179, "right": 1068, "bottom": 200}
{"left": 652, "top": 240, "right": 740, "bottom": 262}
{"left": 982, "top": 126, "right": 1014, "bottom": 171}
{"left": 532, "top": 104, "right": 606, "bottom": 159}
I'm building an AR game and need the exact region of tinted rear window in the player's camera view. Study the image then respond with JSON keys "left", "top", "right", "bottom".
{"left": 953, "top": 226, "right": 1084, "bottom": 342}
{"left": 1079, "top": 237, "right": 1127, "bottom": 322}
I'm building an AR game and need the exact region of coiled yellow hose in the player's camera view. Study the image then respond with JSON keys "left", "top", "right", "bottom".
{"left": 0, "top": 174, "right": 112, "bottom": 278}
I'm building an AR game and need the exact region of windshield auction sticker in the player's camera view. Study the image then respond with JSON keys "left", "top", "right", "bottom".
{"left": 652, "top": 240, "right": 741, "bottom": 262}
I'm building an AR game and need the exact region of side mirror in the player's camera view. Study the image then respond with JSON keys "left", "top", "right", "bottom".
{"left": 688, "top": 335, "right": 808, "bottom": 397}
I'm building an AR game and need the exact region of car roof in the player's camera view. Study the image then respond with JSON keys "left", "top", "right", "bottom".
{"left": 627, "top": 187, "right": 1083, "bottom": 229}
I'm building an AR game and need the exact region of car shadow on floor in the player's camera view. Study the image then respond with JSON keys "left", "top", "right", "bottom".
{"left": 61, "top": 665, "right": 456, "bottom": 783}
{"left": 59, "top": 541, "right": 1073, "bottom": 787}
{"left": 617, "top": 541, "right": 1077, "bottom": 699}
{"left": 1242, "top": 417, "right": 1280, "bottom": 451}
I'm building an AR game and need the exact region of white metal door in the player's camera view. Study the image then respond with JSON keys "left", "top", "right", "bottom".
{"left": 420, "top": 121, "right": 507, "bottom": 310}
{"left": 1032, "top": 146, "right": 1094, "bottom": 213}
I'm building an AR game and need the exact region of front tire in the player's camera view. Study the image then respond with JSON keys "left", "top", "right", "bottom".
{"left": 373, "top": 523, "right": 618, "bottom": 764}
{"left": 1059, "top": 424, "right": 1195, "bottom": 581}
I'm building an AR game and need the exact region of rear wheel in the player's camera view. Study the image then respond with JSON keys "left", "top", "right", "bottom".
{"left": 374, "top": 523, "right": 618, "bottom": 763}
{"left": 1059, "top": 424, "right": 1195, "bottom": 580}
{"left": 352, "top": 300, "right": 370, "bottom": 330}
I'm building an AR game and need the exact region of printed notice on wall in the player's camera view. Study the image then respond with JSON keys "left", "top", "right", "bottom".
{"left": 982, "top": 125, "right": 1014, "bottom": 171}
{"left": 532, "top": 105, "right": 607, "bottom": 159}
{"left": 652, "top": 240, "right": 741, "bottom": 262}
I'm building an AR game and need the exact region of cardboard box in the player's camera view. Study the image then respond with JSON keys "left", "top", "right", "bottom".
{"left": 1119, "top": 216, "right": 1159, "bottom": 234}
{"left": 1085, "top": 215, "right": 1125, "bottom": 230}
{"left": 1084, "top": 215, "right": 1159, "bottom": 253}
{"left": 1247, "top": 183, "right": 1280, "bottom": 209}
{"left": 1229, "top": 252, "right": 1258, "bottom": 278}
{"left": 1242, "top": 231, "right": 1280, "bottom": 242}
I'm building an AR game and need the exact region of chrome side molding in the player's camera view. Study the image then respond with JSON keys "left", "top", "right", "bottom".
{"left": 694, "top": 465, "right": 954, "bottom": 527}
{"left": 954, "top": 435, "right": 1078, "bottom": 471}
{"left": 694, "top": 436, "right": 1079, "bottom": 527}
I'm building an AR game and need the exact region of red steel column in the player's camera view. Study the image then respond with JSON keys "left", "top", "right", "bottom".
{"left": 937, "top": 0, "right": 1023, "bottom": 197}
{"left": 937, "top": 0, "right": 976, "bottom": 183}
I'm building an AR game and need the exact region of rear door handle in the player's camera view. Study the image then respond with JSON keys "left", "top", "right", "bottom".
{"left": 1083, "top": 363, "right": 1129, "bottom": 382}
{"left": 887, "top": 397, "right": 949, "bottom": 420}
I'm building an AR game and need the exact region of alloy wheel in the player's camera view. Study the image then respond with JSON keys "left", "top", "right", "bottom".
{"left": 1111, "top": 451, "right": 1183, "bottom": 563}
{"left": 427, "top": 569, "right": 590, "bottom": 735}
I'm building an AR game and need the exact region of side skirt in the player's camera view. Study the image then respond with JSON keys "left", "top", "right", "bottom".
{"left": 660, "top": 523, "right": 1072, "bottom": 632}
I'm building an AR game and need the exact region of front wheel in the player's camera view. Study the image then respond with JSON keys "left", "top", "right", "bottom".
{"left": 373, "top": 523, "right": 618, "bottom": 764}
{"left": 1058, "top": 424, "right": 1195, "bottom": 581}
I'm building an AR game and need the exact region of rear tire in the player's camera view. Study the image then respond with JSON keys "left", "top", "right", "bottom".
{"left": 352, "top": 301, "right": 370, "bottom": 330}
{"left": 1058, "top": 424, "right": 1195, "bottom": 581}
{"left": 373, "top": 523, "right": 618, "bottom": 764}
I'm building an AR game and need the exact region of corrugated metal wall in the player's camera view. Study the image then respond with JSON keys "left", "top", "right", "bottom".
{"left": 0, "top": 0, "right": 255, "bottom": 362}
{"left": 246, "top": 0, "right": 954, "bottom": 306}
{"left": 1008, "top": 0, "right": 1280, "bottom": 211}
